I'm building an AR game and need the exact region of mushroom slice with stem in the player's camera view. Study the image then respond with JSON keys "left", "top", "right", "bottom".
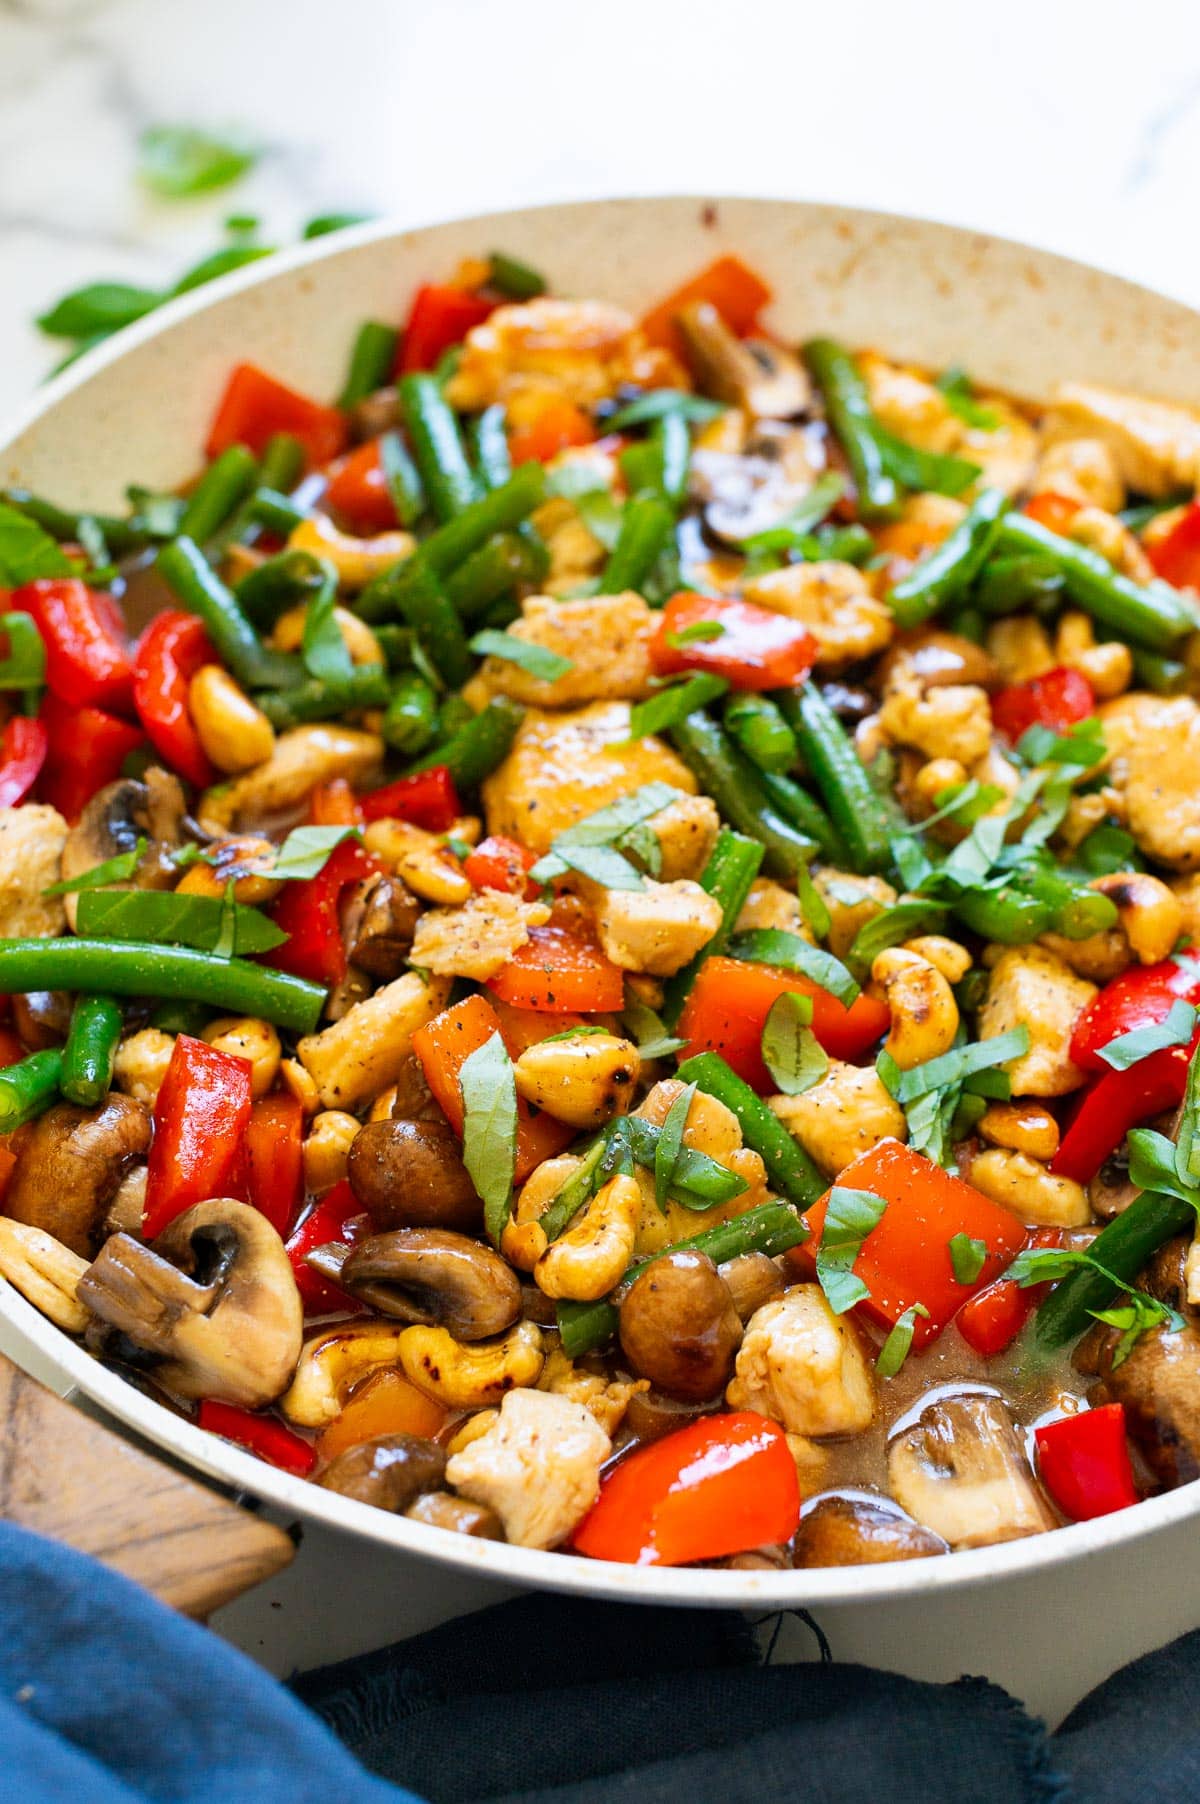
{"left": 4, "top": 1095, "right": 151, "bottom": 1257}
{"left": 76, "top": 1198, "right": 302, "bottom": 1409}
{"left": 676, "top": 301, "right": 811, "bottom": 419}
{"left": 58, "top": 769, "right": 189, "bottom": 930}
{"left": 887, "top": 1391, "right": 1054, "bottom": 1549}
{"left": 338, "top": 1229, "right": 522, "bottom": 1342}
{"left": 690, "top": 419, "right": 826, "bottom": 544}
{"left": 318, "top": 1433, "right": 446, "bottom": 1512}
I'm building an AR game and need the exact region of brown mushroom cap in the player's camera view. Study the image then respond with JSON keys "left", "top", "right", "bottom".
{"left": 58, "top": 769, "right": 187, "bottom": 929}
{"left": 339, "top": 874, "right": 420, "bottom": 980}
{"left": 618, "top": 1250, "right": 743, "bottom": 1402}
{"left": 4, "top": 1095, "right": 151, "bottom": 1256}
{"left": 792, "top": 1493, "right": 949, "bottom": 1568}
{"left": 340, "top": 1228, "right": 521, "bottom": 1341}
{"left": 347, "top": 1118, "right": 483, "bottom": 1232}
{"left": 318, "top": 1434, "right": 446, "bottom": 1511}
{"left": 717, "top": 1251, "right": 785, "bottom": 1324}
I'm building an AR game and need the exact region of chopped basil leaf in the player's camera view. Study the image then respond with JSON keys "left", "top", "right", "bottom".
{"left": 301, "top": 567, "right": 354, "bottom": 684}
{"left": 740, "top": 472, "right": 847, "bottom": 554}
{"left": 761, "top": 992, "right": 826, "bottom": 1096}
{"left": 815, "top": 1185, "right": 888, "bottom": 1314}
{"left": 622, "top": 993, "right": 687, "bottom": 1061}
{"left": 604, "top": 391, "right": 725, "bottom": 432}
{"left": 1090, "top": 1295, "right": 1185, "bottom": 1369}
{"left": 949, "top": 1232, "right": 988, "bottom": 1285}
{"left": 619, "top": 1115, "right": 747, "bottom": 1209}
{"left": 727, "top": 929, "right": 859, "bottom": 1008}
{"left": 0, "top": 613, "right": 46, "bottom": 691}
{"left": 873, "top": 425, "right": 981, "bottom": 498}
{"left": 43, "top": 837, "right": 147, "bottom": 897}
{"left": 0, "top": 503, "right": 75, "bottom": 586}
{"left": 74, "top": 888, "right": 287, "bottom": 956}
{"left": 538, "top": 1025, "right": 611, "bottom": 1045}
{"left": 268, "top": 825, "right": 360, "bottom": 881}
{"left": 1016, "top": 718, "right": 1106, "bottom": 770}
{"left": 936, "top": 367, "right": 999, "bottom": 431}
{"left": 794, "top": 860, "right": 832, "bottom": 944}
{"left": 459, "top": 1031, "right": 519, "bottom": 1246}
{"left": 539, "top": 1135, "right": 609, "bottom": 1243}
{"left": 1098, "top": 999, "right": 1197, "bottom": 1072}
{"left": 1076, "top": 825, "right": 1139, "bottom": 877}
{"left": 666, "top": 620, "right": 725, "bottom": 649}
{"left": 627, "top": 673, "right": 729, "bottom": 740}
{"left": 848, "top": 900, "right": 950, "bottom": 969}
{"left": 469, "top": 629, "right": 573, "bottom": 682}
{"left": 530, "top": 783, "right": 682, "bottom": 887}
{"left": 655, "top": 1081, "right": 696, "bottom": 1212}
{"left": 876, "top": 1302, "right": 931, "bottom": 1376}
{"left": 881, "top": 1027, "right": 1030, "bottom": 1104}
{"left": 211, "top": 881, "right": 240, "bottom": 960}
{"left": 138, "top": 124, "right": 259, "bottom": 197}
{"left": 36, "top": 282, "right": 162, "bottom": 341}
{"left": 1177, "top": 1039, "right": 1200, "bottom": 1189}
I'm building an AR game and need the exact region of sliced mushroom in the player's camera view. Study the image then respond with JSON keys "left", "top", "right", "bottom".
{"left": 76, "top": 1198, "right": 302, "bottom": 1408}
{"left": 1075, "top": 1317, "right": 1200, "bottom": 1486}
{"left": 690, "top": 419, "right": 825, "bottom": 544}
{"left": 339, "top": 1229, "right": 522, "bottom": 1341}
{"left": 347, "top": 1117, "right": 483, "bottom": 1232}
{"left": 58, "top": 769, "right": 187, "bottom": 929}
{"left": 793, "top": 1493, "right": 949, "bottom": 1567}
{"left": 404, "top": 1490, "right": 503, "bottom": 1538}
{"left": 318, "top": 1433, "right": 446, "bottom": 1511}
{"left": 340, "top": 874, "right": 420, "bottom": 980}
{"left": 12, "top": 990, "right": 74, "bottom": 1050}
{"left": 676, "top": 301, "right": 810, "bottom": 418}
{"left": 887, "top": 1392, "right": 1054, "bottom": 1548}
{"left": 4, "top": 1095, "right": 152, "bottom": 1256}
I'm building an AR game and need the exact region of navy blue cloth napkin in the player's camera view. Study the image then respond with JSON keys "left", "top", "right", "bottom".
{"left": 2, "top": 1517, "right": 1199, "bottom": 1803}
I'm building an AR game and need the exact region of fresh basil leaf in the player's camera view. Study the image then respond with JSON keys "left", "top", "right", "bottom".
{"left": 0, "top": 613, "right": 46, "bottom": 691}
{"left": 303, "top": 213, "right": 374, "bottom": 240}
{"left": 727, "top": 929, "right": 859, "bottom": 1008}
{"left": 949, "top": 1232, "right": 988, "bottom": 1284}
{"left": 761, "top": 992, "right": 826, "bottom": 1096}
{"left": 627, "top": 673, "right": 729, "bottom": 740}
{"left": 300, "top": 565, "right": 353, "bottom": 684}
{"left": 848, "top": 901, "right": 950, "bottom": 969}
{"left": 539, "top": 1134, "right": 609, "bottom": 1243}
{"left": 168, "top": 245, "right": 275, "bottom": 298}
{"left": 1098, "top": 999, "right": 1197, "bottom": 1072}
{"left": 75, "top": 888, "right": 287, "bottom": 955}
{"left": 903, "top": 1084, "right": 960, "bottom": 1169}
{"left": 655, "top": 1081, "right": 696, "bottom": 1212}
{"left": 469, "top": 629, "right": 573, "bottom": 682}
{"left": 1090, "top": 1295, "right": 1185, "bottom": 1369}
{"left": 42, "top": 837, "right": 147, "bottom": 897}
{"left": 605, "top": 391, "right": 725, "bottom": 432}
{"left": 127, "top": 487, "right": 187, "bottom": 539}
{"left": 873, "top": 425, "right": 981, "bottom": 498}
{"left": 885, "top": 1028, "right": 1030, "bottom": 1105}
{"left": 815, "top": 1186, "right": 888, "bottom": 1314}
{"left": 538, "top": 1025, "right": 611, "bottom": 1045}
{"left": 36, "top": 283, "right": 161, "bottom": 341}
{"left": 620, "top": 1116, "right": 748, "bottom": 1209}
{"left": 211, "top": 880, "right": 240, "bottom": 960}
{"left": 1076, "top": 825, "right": 1139, "bottom": 877}
{"left": 935, "top": 367, "right": 999, "bottom": 431}
{"left": 622, "top": 993, "right": 686, "bottom": 1061}
{"left": 1017, "top": 718, "right": 1106, "bottom": 770}
{"left": 666, "top": 620, "right": 725, "bottom": 648}
{"left": 876, "top": 1302, "right": 931, "bottom": 1376}
{"left": 794, "top": 859, "right": 832, "bottom": 944}
{"left": 268, "top": 825, "right": 360, "bottom": 882}
{"left": 530, "top": 783, "right": 682, "bottom": 884}
{"left": 1176, "top": 1041, "right": 1200, "bottom": 1190}
{"left": 138, "top": 124, "right": 258, "bottom": 197}
{"left": 0, "top": 503, "right": 75, "bottom": 586}
{"left": 554, "top": 843, "right": 646, "bottom": 890}
{"left": 459, "top": 1031, "right": 519, "bottom": 1246}
{"left": 1125, "top": 1128, "right": 1188, "bottom": 1201}
{"left": 740, "top": 472, "right": 847, "bottom": 553}
{"left": 1007, "top": 1244, "right": 1095, "bottom": 1288}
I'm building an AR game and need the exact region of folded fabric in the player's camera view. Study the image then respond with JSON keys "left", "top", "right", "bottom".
{"left": 2, "top": 1516, "right": 1200, "bottom": 1804}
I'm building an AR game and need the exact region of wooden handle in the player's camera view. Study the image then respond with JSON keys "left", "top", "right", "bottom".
{"left": 0, "top": 1352, "right": 294, "bottom": 1617}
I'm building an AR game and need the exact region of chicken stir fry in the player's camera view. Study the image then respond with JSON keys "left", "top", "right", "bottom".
{"left": 5, "top": 246, "right": 1200, "bottom": 1567}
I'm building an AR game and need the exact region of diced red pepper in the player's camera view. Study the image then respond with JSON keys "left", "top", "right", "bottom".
{"left": 640, "top": 256, "right": 772, "bottom": 362}
{"left": 956, "top": 1227, "right": 1063, "bottom": 1359}
{"left": 1023, "top": 492, "right": 1084, "bottom": 536}
{"left": 650, "top": 592, "right": 819, "bottom": 693}
{"left": 573, "top": 1411, "right": 799, "bottom": 1566}
{"left": 143, "top": 1035, "right": 255, "bottom": 1241}
{"left": 1050, "top": 1045, "right": 1194, "bottom": 1183}
{"left": 0, "top": 717, "right": 47, "bottom": 809}
{"left": 243, "top": 1092, "right": 305, "bottom": 1238}
{"left": 798, "top": 1139, "right": 1027, "bottom": 1350}
{"left": 990, "top": 666, "right": 1095, "bottom": 744}
{"left": 397, "top": 284, "right": 495, "bottom": 375}
{"left": 16, "top": 578, "right": 133, "bottom": 715}
{"left": 197, "top": 1400, "right": 315, "bottom": 1477}
{"left": 323, "top": 440, "right": 398, "bottom": 535}
{"left": 1034, "top": 1402, "right": 1140, "bottom": 1520}
{"left": 359, "top": 765, "right": 460, "bottom": 832}
{"left": 285, "top": 1179, "right": 370, "bottom": 1315}
{"left": 507, "top": 394, "right": 594, "bottom": 466}
{"left": 131, "top": 611, "right": 217, "bottom": 790}
{"left": 38, "top": 690, "right": 144, "bottom": 824}
{"left": 463, "top": 834, "right": 539, "bottom": 899}
{"left": 266, "top": 838, "right": 383, "bottom": 988}
{"left": 1146, "top": 499, "right": 1200, "bottom": 590}
{"left": 1069, "top": 956, "right": 1200, "bottom": 1072}
{"left": 206, "top": 362, "right": 347, "bottom": 469}
{"left": 676, "top": 956, "right": 890, "bottom": 1091}
{"left": 308, "top": 778, "right": 364, "bottom": 827}
{"left": 488, "top": 926, "right": 625, "bottom": 1014}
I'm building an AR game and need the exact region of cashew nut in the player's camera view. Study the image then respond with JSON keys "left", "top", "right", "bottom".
{"left": 902, "top": 935, "right": 972, "bottom": 983}
{"left": 967, "top": 1149, "right": 1089, "bottom": 1227}
{"left": 280, "top": 1321, "right": 414, "bottom": 1427}
{"left": 1088, "top": 872, "right": 1184, "bottom": 965}
{"left": 514, "top": 1033, "right": 639, "bottom": 1129}
{"left": 978, "top": 1101, "right": 1060, "bottom": 1163}
{"left": 534, "top": 1173, "right": 641, "bottom": 1302}
{"left": 286, "top": 514, "right": 415, "bottom": 593}
{"left": 187, "top": 665, "right": 276, "bottom": 774}
{"left": 1053, "top": 611, "right": 1131, "bottom": 701}
{"left": 0, "top": 1218, "right": 90, "bottom": 1332}
{"left": 501, "top": 1154, "right": 582, "bottom": 1272}
{"left": 871, "top": 947, "right": 960, "bottom": 1069}
{"left": 201, "top": 1016, "right": 281, "bottom": 1100}
{"left": 302, "top": 1110, "right": 361, "bottom": 1194}
{"left": 398, "top": 1318, "right": 544, "bottom": 1409}
{"left": 362, "top": 820, "right": 471, "bottom": 904}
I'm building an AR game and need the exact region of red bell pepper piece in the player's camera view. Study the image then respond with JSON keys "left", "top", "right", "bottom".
{"left": 131, "top": 611, "right": 217, "bottom": 789}
{"left": 359, "top": 764, "right": 460, "bottom": 832}
{"left": 799, "top": 1139, "right": 1027, "bottom": 1350}
{"left": 640, "top": 256, "right": 772, "bottom": 361}
{"left": 323, "top": 440, "right": 398, "bottom": 535}
{"left": 206, "top": 362, "right": 347, "bottom": 469}
{"left": 285, "top": 1179, "right": 369, "bottom": 1315}
{"left": 243, "top": 1092, "right": 305, "bottom": 1238}
{"left": 573, "top": 1411, "right": 800, "bottom": 1566}
{"left": 488, "top": 926, "right": 625, "bottom": 1014}
{"left": 956, "top": 1226, "right": 1063, "bottom": 1358}
{"left": 990, "top": 666, "right": 1095, "bottom": 744}
{"left": 308, "top": 778, "right": 364, "bottom": 827}
{"left": 143, "top": 1035, "right": 254, "bottom": 1240}
{"left": 677, "top": 955, "right": 890, "bottom": 1090}
{"left": 463, "top": 834, "right": 539, "bottom": 898}
{"left": 267, "top": 838, "right": 382, "bottom": 987}
{"left": 1034, "top": 1402, "right": 1140, "bottom": 1520}
{"left": 197, "top": 1400, "right": 315, "bottom": 1477}
{"left": 1023, "top": 491, "right": 1084, "bottom": 536}
{"left": 1069, "top": 956, "right": 1200, "bottom": 1072}
{"left": 0, "top": 717, "right": 47, "bottom": 809}
{"left": 397, "top": 284, "right": 495, "bottom": 375}
{"left": 650, "top": 592, "right": 819, "bottom": 693}
{"left": 38, "top": 690, "right": 144, "bottom": 823}
{"left": 507, "top": 395, "right": 594, "bottom": 467}
{"left": 1050, "top": 1044, "right": 1194, "bottom": 1183}
{"left": 16, "top": 578, "right": 133, "bottom": 715}
{"left": 1146, "top": 499, "right": 1200, "bottom": 590}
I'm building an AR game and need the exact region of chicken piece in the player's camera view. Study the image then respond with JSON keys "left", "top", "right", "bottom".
{"left": 592, "top": 878, "right": 722, "bottom": 977}
{"left": 812, "top": 870, "right": 897, "bottom": 960}
{"left": 297, "top": 973, "right": 451, "bottom": 1111}
{"left": 769, "top": 1062, "right": 907, "bottom": 1177}
{"left": 1035, "top": 436, "right": 1125, "bottom": 512}
{"left": 734, "top": 878, "right": 806, "bottom": 937}
{"left": 444, "top": 1386, "right": 611, "bottom": 1549}
{"left": 860, "top": 353, "right": 961, "bottom": 453}
{"left": 200, "top": 726, "right": 383, "bottom": 832}
{"left": 530, "top": 498, "right": 607, "bottom": 595}
{"left": 632, "top": 1079, "right": 769, "bottom": 1253}
{"left": 410, "top": 892, "right": 550, "bottom": 982}
{"left": 1117, "top": 697, "right": 1200, "bottom": 870}
{"left": 878, "top": 681, "right": 992, "bottom": 766}
{"left": 481, "top": 701, "right": 696, "bottom": 854}
{"left": 0, "top": 805, "right": 68, "bottom": 939}
{"left": 726, "top": 1285, "right": 875, "bottom": 1437}
{"left": 537, "top": 1346, "right": 646, "bottom": 1438}
{"left": 1045, "top": 380, "right": 1200, "bottom": 498}
{"left": 887, "top": 1393, "right": 1053, "bottom": 1549}
{"left": 977, "top": 946, "right": 1096, "bottom": 1097}
{"left": 473, "top": 592, "right": 655, "bottom": 708}
{"left": 651, "top": 793, "right": 719, "bottom": 882}
{"left": 444, "top": 297, "right": 682, "bottom": 411}
{"left": 743, "top": 561, "right": 894, "bottom": 668}
{"left": 957, "top": 399, "right": 1038, "bottom": 497}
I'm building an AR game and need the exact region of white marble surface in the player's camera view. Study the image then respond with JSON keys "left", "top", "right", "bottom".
{"left": 4, "top": 0, "right": 1200, "bottom": 1732}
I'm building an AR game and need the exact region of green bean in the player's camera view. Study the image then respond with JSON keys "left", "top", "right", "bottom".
{"left": 149, "top": 999, "right": 211, "bottom": 1037}
{"left": 677, "top": 1051, "right": 826, "bottom": 1208}
{"left": 803, "top": 338, "right": 900, "bottom": 519}
{"left": 889, "top": 488, "right": 1010, "bottom": 629}
{"left": 236, "top": 548, "right": 331, "bottom": 630}
{"left": 722, "top": 692, "right": 797, "bottom": 773}
{"left": 436, "top": 694, "right": 475, "bottom": 736}
{"left": 1029, "top": 1189, "right": 1196, "bottom": 1354}
{"left": 257, "top": 664, "right": 389, "bottom": 729}
{"left": 0, "top": 487, "right": 144, "bottom": 555}
{"left": 338, "top": 321, "right": 399, "bottom": 410}
{"left": 246, "top": 489, "right": 309, "bottom": 537}
{"left": 445, "top": 531, "right": 550, "bottom": 621}
{"left": 756, "top": 770, "right": 846, "bottom": 864}
{"left": 1029, "top": 868, "right": 1120, "bottom": 940}
{"left": 996, "top": 514, "right": 1196, "bottom": 651}
{"left": 945, "top": 605, "right": 986, "bottom": 645}
{"left": 1131, "top": 646, "right": 1190, "bottom": 695}
{"left": 952, "top": 868, "right": 1118, "bottom": 946}
{"left": 257, "top": 433, "right": 306, "bottom": 495}
{"left": 487, "top": 251, "right": 547, "bottom": 300}
{"left": 557, "top": 1202, "right": 807, "bottom": 1357}
{"left": 776, "top": 683, "right": 892, "bottom": 874}
{"left": 398, "top": 373, "right": 480, "bottom": 522}
{"left": 405, "top": 697, "right": 524, "bottom": 789}
{"left": 973, "top": 553, "right": 1064, "bottom": 618}
{"left": 539, "top": 1136, "right": 610, "bottom": 1244}
{"left": 157, "top": 537, "right": 302, "bottom": 690}
{"left": 661, "top": 828, "right": 765, "bottom": 1025}
{"left": 178, "top": 445, "right": 259, "bottom": 545}
{"left": 60, "top": 994, "right": 122, "bottom": 1108}
{"left": 0, "top": 1049, "right": 63, "bottom": 1133}
{"left": 469, "top": 405, "right": 513, "bottom": 489}
{"left": 656, "top": 413, "right": 691, "bottom": 506}
{"left": 603, "top": 494, "right": 674, "bottom": 594}
{"left": 667, "top": 713, "right": 819, "bottom": 879}
{"left": 378, "top": 430, "right": 425, "bottom": 529}
{"left": 386, "top": 557, "right": 471, "bottom": 686}
{"left": 382, "top": 671, "right": 439, "bottom": 755}
{"left": 0, "top": 941, "right": 325, "bottom": 1035}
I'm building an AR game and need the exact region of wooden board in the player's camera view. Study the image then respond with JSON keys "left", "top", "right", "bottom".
{"left": 0, "top": 1352, "right": 294, "bottom": 1616}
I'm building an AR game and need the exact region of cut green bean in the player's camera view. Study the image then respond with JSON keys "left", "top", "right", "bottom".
{"left": 236, "top": 548, "right": 332, "bottom": 630}
{"left": 387, "top": 557, "right": 471, "bottom": 686}
{"left": 668, "top": 712, "right": 820, "bottom": 879}
{"left": 723, "top": 692, "right": 797, "bottom": 773}
{"left": 405, "top": 697, "right": 524, "bottom": 788}
{"left": 469, "top": 405, "right": 513, "bottom": 489}
{"left": 996, "top": 514, "right": 1195, "bottom": 652}
{"left": 0, "top": 487, "right": 144, "bottom": 555}
{"left": 378, "top": 430, "right": 426, "bottom": 529}
{"left": 382, "top": 670, "right": 439, "bottom": 754}
{"left": 338, "top": 321, "right": 399, "bottom": 410}
{"left": 775, "top": 684, "right": 892, "bottom": 874}
{"left": 257, "top": 433, "right": 306, "bottom": 495}
{"left": 178, "top": 445, "right": 259, "bottom": 545}
{"left": 61, "top": 994, "right": 122, "bottom": 1108}
{"left": 257, "top": 664, "right": 389, "bottom": 729}
{"left": 973, "top": 553, "right": 1064, "bottom": 617}
{"left": 889, "top": 488, "right": 1010, "bottom": 628}
{"left": 757, "top": 770, "right": 847, "bottom": 864}
{"left": 661, "top": 828, "right": 764, "bottom": 1024}
{"left": 1131, "top": 646, "right": 1190, "bottom": 694}
{"left": 1029, "top": 1188, "right": 1195, "bottom": 1354}
{"left": 803, "top": 338, "right": 899, "bottom": 519}
{"left": 398, "top": 373, "right": 480, "bottom": 522}
{"left": 0, "top": 1049, "right": 63, "bottom": 1133}
{"left": 158, "top": 537, "right": 302, "bottom": 690}
{"left": 246, "top": 489, "right": 309, "bottom": 537}
{"left": 487, "top": 251, "right": 547, "bottom": 300}
{"left": 603, "top": 494, "right": 674, "bottom": 594}
{"left": 444, "top": 530, "right": 550, "bottom": 621}
{"left": 677, "top": 1051, "right": 826, "bottom": 1208}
